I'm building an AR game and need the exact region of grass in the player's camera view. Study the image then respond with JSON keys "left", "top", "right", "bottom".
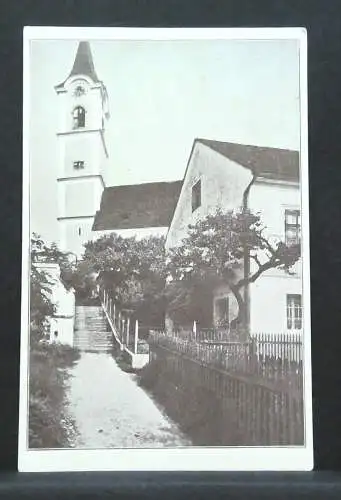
{"left": 28, "top": 338, "right": 81, "bottom": 449}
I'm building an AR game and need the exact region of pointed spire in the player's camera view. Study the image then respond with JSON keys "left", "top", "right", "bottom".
{"left": 55, "top": 41, "right": 99, "bottom": 89}
{"left": 68, "top": 41, "right": 99, "bottom": 82}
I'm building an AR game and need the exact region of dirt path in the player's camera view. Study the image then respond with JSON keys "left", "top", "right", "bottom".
{"left": 66, "top": 352, "right": 191, "bottom": 448}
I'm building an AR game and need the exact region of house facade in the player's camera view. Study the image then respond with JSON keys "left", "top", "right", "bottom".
{"left": 165, "top": 139, "right": 302, "bottom": 335}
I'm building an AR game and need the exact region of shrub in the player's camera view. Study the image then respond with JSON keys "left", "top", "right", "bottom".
{"left": 28, "top": 341, "right": 80, "bottom": 448}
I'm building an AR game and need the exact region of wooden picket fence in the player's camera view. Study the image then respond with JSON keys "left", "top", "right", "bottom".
{"left": 146, "top": 330, "right": 304, "bottom": 445}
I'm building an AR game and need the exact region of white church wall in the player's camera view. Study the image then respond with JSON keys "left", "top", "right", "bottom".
{"left": 62, "top": 132, "right": 99, "bottom": 177}
{"left": 56, "top": 77, "right": 104, "bottom": 133}
{"left": 55, "top": 57, "right": 109, "bottom": 256}
{"left": 60, "top": 217, "right": 95, "bottom": 256}
{"left": 63, "top": 177, "right": 103, "bottom": 217}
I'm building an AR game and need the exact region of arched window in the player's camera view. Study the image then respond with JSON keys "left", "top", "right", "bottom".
{"left": 73, "top": 106, "right": 86, "bottom": 129}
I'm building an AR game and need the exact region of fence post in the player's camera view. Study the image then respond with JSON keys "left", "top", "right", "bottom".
{"left": 109, "top": 298, "right": 112, "bottom": 319}
{"left": 113, "top": 302, "right": 116, "bottom": 324}
{"left": 134, "top": 319, "right": 139, "bottom": 354}
{"left": 193, "top": 320, "right": 197, "bottom": 342}
{"left": 126, "top": 316, "right": 130, "bottom": 348}
{"left": 122, "top": 318, "right": 126, "bottom": 344}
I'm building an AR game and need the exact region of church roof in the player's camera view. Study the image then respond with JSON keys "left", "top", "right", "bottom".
{"left": 55, "top": 41, "right": 100, "bottom": 89}
{"left": 92, "top": 181, "right": 183, "bottom": 231}
{"left": 197, "top": 138, "right": 299, "bottom": 182}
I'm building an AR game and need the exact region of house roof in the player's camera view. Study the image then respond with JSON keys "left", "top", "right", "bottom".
{"left": 55, "top": 41, "right": 100, "bottom": 89}
{"left": 93, "top": 140, "right": 299, "bottom": 233}
{"left": 197, "top": 138, "right": 299, "bottom": 182}
{"left": 92, "top": 181, "right": 183, "bottom": 231}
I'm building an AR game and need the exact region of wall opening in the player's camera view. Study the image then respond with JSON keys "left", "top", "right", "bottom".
{"left": 72, "top": 106, "right": 86, "bottom": 129}
{"left": 192, "top": 179, "right": 202, "bottom": 212}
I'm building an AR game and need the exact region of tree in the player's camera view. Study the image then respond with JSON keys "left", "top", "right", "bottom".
{"left": 80, "top": 233, "right": 167, "bottom": 326}
{"left": 30, "top": 265, "right": 55, "bottom": 332}
{"left": 166, "top": 208, "right": 301, "bottom": 335}
{"left": 31, "top": 233, "right": 77, "bottom": 290}
{"left": 30, "top": 235, "right": 55, "bottom": 336}
{"left": 30, "top": 234, "right": 77, "bottom": 336}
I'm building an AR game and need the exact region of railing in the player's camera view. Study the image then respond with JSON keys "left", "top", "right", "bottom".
{"left": 99, "top": 287, "right": 143, "bottom": 354}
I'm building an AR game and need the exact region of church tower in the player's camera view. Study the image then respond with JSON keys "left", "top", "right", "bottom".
{"left": 55, "top": 41, "right": 110, "bottom": 257}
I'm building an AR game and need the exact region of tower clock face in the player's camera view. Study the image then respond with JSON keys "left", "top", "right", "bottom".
{"left": 73, "top": 82, "right": 87, "bottom": 97}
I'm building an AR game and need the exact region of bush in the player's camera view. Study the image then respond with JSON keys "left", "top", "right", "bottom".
{"left": 28, "top": 341, "right": 80, "bottom": 448}
{"left": 137, "top": 339, "right": 149, "bottom": 354}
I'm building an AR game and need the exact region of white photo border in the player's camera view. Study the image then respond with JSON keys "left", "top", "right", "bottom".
{"left": 19, "top": 26, "right": 313, "bottom": 472}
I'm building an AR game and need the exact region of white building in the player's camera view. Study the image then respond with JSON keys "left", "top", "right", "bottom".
{"left": 34, "top": 262, "right": 75, "bottom": 346}
{"left": 55, "top": 41, "right": 181, "bottom": 256}
{"left": 53, "top": 42, "right": 302, "bottom": 335}
{"left": 165, "top": 139, "right": 302, "bottom": 335}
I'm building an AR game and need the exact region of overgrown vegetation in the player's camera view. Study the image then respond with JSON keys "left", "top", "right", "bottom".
{"left": 29, "top": 339, "right": 80, "bottom": 448}
{"left": 70, "top": 207, "right": 300, "bottom": 337}
{"left": 75, "top": 233, "right": 167, "bottom": 327}
{"left": 29, "top": 234, "right": 81, "bottom": 448}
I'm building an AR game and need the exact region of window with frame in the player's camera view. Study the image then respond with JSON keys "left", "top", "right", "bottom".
{"left": 286, "top": 294, "right": 302, "bottom": 330}
{"left": 285, "top": 209, "right": 301, "bottom": 246}
{"left": 73, "top": 161, "right": 85, "bottom": 170}
{"left": 73, "top": 106, "right": 86, "bottom": 129}
{"left": 192, "top": 179, "right": 201, "bottom": 212}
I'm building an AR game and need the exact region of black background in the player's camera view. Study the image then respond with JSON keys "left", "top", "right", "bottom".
{"left": 0, "top": 0, "right": 341, "bottom": 497}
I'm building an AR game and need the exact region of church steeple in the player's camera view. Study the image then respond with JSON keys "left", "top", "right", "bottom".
{"left": 54, "top": 40, "right": 109, "bottom": 257}
{"left": 55, "top": 41, "right": 100, "bottom": 89}
{"left": 68, "top": 41, "right": 99, "bottom": 82}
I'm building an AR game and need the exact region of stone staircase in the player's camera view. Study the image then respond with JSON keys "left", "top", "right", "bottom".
{"left": 74, "top": 306, "right": 113, "bottom": 352}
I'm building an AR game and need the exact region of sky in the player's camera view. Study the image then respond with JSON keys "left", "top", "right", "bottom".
{"left": 29, "top": 38, "right": 300, "bottom": 243}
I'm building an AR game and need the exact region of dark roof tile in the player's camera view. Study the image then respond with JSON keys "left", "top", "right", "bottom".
{"left": 92, "top": 181, "right": 182, "bottom": 231}
{"left": 197, "top": 138, "right": 299, "bottom": 182}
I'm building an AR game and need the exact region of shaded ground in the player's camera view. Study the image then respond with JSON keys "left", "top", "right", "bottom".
{"left": 29, "top": 341, "right": 80, "bottom": 449}
{"left": 67, "top": 352, "right": 191, "bottom": 448}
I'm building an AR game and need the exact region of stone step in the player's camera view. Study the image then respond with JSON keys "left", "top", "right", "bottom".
{"left": 75, "top": 341, "right": 112, "bottom": 346}
{"left": 75, "top": 340, "right": 112, "bottom": 345}
{"left": 75, "top": 318, "right": 106, "bottom": 322}
{"left": 75, "top": 343, "right": 112, "bottom": 346}
{"left": 74, "top": 305, "right": 113, "bottom": 353}
{"left": 76, "top": 305, "right": 102, "bottom": 308}
{"left": 75, "top": 331, "right": 110, "bottom": 335}
{"left": 75, "top": 326, "right": 108, "bottom": 330}
{"left": 74, "top": 322, "right": 108, "bottom": 327}
{"left": 75, "top": 344, "right": 112, "bottom": 348}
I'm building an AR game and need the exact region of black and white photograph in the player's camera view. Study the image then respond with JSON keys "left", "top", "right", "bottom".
{"left": 19, "top": 27, "right": 312, "bottom": 471}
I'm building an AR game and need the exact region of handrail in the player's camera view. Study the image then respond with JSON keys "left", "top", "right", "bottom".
{"left": 99, "top": 287, "right": 140, "bottom": 354}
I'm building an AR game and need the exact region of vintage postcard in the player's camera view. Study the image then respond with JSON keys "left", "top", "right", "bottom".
{"left": 19, "top": 27, "right": 313, "bottom": 471}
